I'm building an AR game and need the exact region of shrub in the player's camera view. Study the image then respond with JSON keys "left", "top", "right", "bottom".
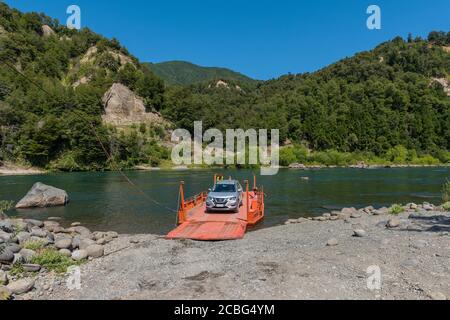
{"left": 443, "top": 179, "right": 450, "bottom": 203}
{"left": 389, "top": 204, "right": 405, "bottom": 215}
{"left": 31, "top": 248, "right": 82, "bottom": 274}
{"left": 23, "top": 239, "right": 47, "bottom": 251}
{"left": 0, "top": 200, "right": 14, "bottom": 214}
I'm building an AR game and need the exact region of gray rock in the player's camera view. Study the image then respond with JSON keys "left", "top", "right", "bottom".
{"left": 19, "top": 249, "right": 36, "bottom": 263}
{"left": 353, "top": 229, "right": 367, "bottom": 237}
{"left": 0, "top": 220, "right": 14, "bottom": 233}
{"left": 23, "top": 264, "right": 41, "bottom": 272}
{"left": 423, "top": 204, "right": 434, "bottom": 211}
{"left": 15, "top": 182, "right": 69, "bottom": 209}
{"left": 59, "top": 249, "right": 72, "bottom": 257}
{"left": 350, "top": 212, "right": 362, "bottom": 218}
{"left": 86, "top": 244, "right": 104, "bottom": 258}
{"left": 326, "top": 238, "right": 339, "bottom": 246}
{"left": 386, "top": 218, "right": 400, "bottom": 228}
{"left": 55, "top": 238, "right": 72, "bottom": 250}
{"left": 0, "top": 247, "right": 14, "bottom": 263}
{"left": 31, "top": 228, "right": 47, "bottom": 238}
{"left": 71, "top": 249, "right": 88, "bottom": 261}
{"left": 92, "top": 231, "right": 106, "bottom": 241}
{"left": 16, "top": 231, "right": 31, "bottom": 244}
{"left": 0, "top": 230, "right": 13, "bottom": 241}
{"left": 12, "top": 253, "right": 24, "bottom": 264}
{"left": 0, "top": 270, "right": 8, "bottom": 285}
{"left": 43, "top": 221, "right": 60, "bottom": 232}
{"left": 7, "top": 278, "right": 35, "bottom": 295}
{"left": 341, "top": 207, "right": 357, "bottom": 215}
{"left": 79, "top": 238, "right": 96, "bottom": 250}
{"left": 373, "top": 207, "right": 389, "bottom": 215}
{"left": 106, "top": 231, "right": 118, "bottom": 239}
{"left": 68, "top": 226, "right": 92, "bottom": 238}
{"left": 6, "top": 244, "right": 21, "bottom": 253}
{"left": 71, "top": 222, "right": 82, "bottom": 227}
{"left": 409, "top": 203, "right": 418, "bottom": 210}
{"left": 96, "top": 238, "right": 107, "bottom": 245}
{"left": 24, "top": 219, "right": 44, "bottom": 228}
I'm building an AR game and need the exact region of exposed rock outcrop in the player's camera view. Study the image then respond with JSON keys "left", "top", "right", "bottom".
{"left": 102, "top": 83, "right": 165, "bottom": 126}
{"left": 80, "top": 46, "right": 134, "bottom": 66}
{"left": 41, "top": 25, "right": 55, "bottom": 37}
{"left": 15, "top": 183, "right": 69, "bottom": 209}
{"left": 432, "top": 77, "right": 450, "bottom": 97}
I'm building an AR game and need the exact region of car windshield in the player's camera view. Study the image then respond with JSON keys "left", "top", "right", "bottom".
{"left": 213, "top": 184, "right": 236, "bottom": 193}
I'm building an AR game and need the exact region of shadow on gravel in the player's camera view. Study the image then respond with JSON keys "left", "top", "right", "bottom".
{"left": 402, "top": 214, "right": 450, "bottom": 233}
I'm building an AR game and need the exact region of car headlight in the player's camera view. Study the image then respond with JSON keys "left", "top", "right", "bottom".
{"left": 207, "top": 197, "right": 214, "bottom": 202}
{"left": 228, "top": 197, "right": 237, "bottom": 202}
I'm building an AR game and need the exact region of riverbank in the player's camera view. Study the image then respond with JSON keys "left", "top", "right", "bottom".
{"left": 0, "top": 164, "right": 45, "bottom": 176}
{"left": 2, "top": 202, "right": 449, "bottom": 300}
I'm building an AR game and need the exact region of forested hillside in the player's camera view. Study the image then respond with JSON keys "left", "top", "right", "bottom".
{"left": 0, "top": 2, "right": 449, "bottom": 171}
{"left": 0, "top": 3, "right": 169, "bottom": 170}
{"left": 146, "top": 61, "right": 256, "bottom": 86}
{"left": 163, "top": 33, "right": 450, "bottom": 165}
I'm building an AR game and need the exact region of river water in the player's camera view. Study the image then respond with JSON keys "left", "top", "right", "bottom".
{"left": 0, "top": 167, "right": 448, "bottom": 234}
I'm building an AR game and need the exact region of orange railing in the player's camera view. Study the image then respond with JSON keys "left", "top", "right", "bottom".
{"left": 177, "top": 175, "right": 264, "bottom": 226}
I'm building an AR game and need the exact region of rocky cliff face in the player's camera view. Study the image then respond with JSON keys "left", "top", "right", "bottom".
{"left": 432, "top": 77, "right": 450, "bottom": 97}
{"left": 102, "top": 83, "right": 165, "bottom": 126}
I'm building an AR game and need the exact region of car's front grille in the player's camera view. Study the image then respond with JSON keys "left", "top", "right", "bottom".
{"left": 214, "top": 198, "right": 227, "bottom": 204}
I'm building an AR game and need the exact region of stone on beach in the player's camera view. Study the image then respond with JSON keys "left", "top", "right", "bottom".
{"left": 326, "top": 238, "right": 339, "bottom": 246}
{"left": 353, "top": 229, "right": 367, "bottom": 237}
{"left": 386, "top": 218, "right": 400, "bottom": 229}
{"left": 55, "top": 238, "right": 72, "bottom": 250}
{"left": 86, "top": 244, "right": 104, "bottom": 258}
{"left": 71, "top": 250, "right": 88, "bottom": 261}
{"left": 15, "top": 182, "right": 69, "bottom": 209}
{"left": 7, "top": 278, "right": 35, "bottom": 295}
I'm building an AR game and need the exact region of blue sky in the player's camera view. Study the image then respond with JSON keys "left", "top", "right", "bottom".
{"left": 3, "top": 0, "right": 450, "bottom": 80}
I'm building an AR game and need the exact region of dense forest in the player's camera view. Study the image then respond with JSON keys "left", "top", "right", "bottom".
{"left": 146, "top": 61, "right": 256, "bottom": 86}
{"left": 0, "top": 3, "right": 449, "bottom": 171}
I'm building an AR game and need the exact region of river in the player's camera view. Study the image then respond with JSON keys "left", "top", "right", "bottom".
{"left": 0, "top": 167, "right": 448, "bottom": 234}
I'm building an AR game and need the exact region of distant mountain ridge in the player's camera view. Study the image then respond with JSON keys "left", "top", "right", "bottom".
{"left": 145, "top": 61, "right": 256, "bottom": 86}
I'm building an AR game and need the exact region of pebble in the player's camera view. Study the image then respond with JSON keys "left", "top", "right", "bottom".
{"left": 353, "top": 229, "right": 367, "bottom": 237}
{"left": 71, "top": 222, "right": 82, "bottom": 227}
{"left": 428, "top": 291, "right": 447, "bottom": 300}
{"left": 386, "top": 218, "right": 400, "bottom": 228}
{"left": 411, "top": 240, "right": 428, "bottom": 249}
{"left": 326, "top": 238, "right": 339, "bottom": 246}
{"left": 23, "top": 264, "right": 41, "bottom": 272}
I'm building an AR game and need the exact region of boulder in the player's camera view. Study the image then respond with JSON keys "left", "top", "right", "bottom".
{"left": 7, "top": 278, "right": 35, "bottom": 295}
{"left": 24, "top": 219, "right": 44, "bottom": 228}
{"left": 71, "top": 249, "right": 88, "bottom": 261}
{"left": 15, "top": 183, "right": 69, "bottom": 209}
{"left": 86, "top": 244, "right": 104, "bottom": 258}
{"left": 31, "top": 228, "right": 47, "bottom": 238}
{"left": 6, "top": 244, "right": 21, "bottom": 254}
{"left": 0, "top": 220, "right": 14, "bottom": 233}
{"left": 16, "top": 231, "right": 31, "bottom": 244}
{"left": 79, "top": 238, "right": 96, "bottom": 250}
{"left": 55, "top": 238, "right": 72, "bottom": 250}
{"left": 102, "top": 83, "right": 165, "bottom": 126}
{"left": 59, "top": 249, "right": 72, "bottom": 257}
{"left": 0, "top": 247, "right": 14, "bottom": 263}
{"left": 19, "top": 249, "right": 36, "bottom": 263}
{"left": 0, "top": 230, "right": 13, "bottom": 242}
{"left": 341, "top": 207, "right": 357, "bottom": 215}
{"left": 41, "top": 25, "right": 55, "bottom": 37}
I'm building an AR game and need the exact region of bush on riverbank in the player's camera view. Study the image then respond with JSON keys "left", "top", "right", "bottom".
{"left": 279, "top": 144, "right": 447, "bottom": 167}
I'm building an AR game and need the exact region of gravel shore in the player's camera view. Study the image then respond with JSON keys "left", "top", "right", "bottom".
{"left": 29, "top": 206, "right": 450, "bottom": 300}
